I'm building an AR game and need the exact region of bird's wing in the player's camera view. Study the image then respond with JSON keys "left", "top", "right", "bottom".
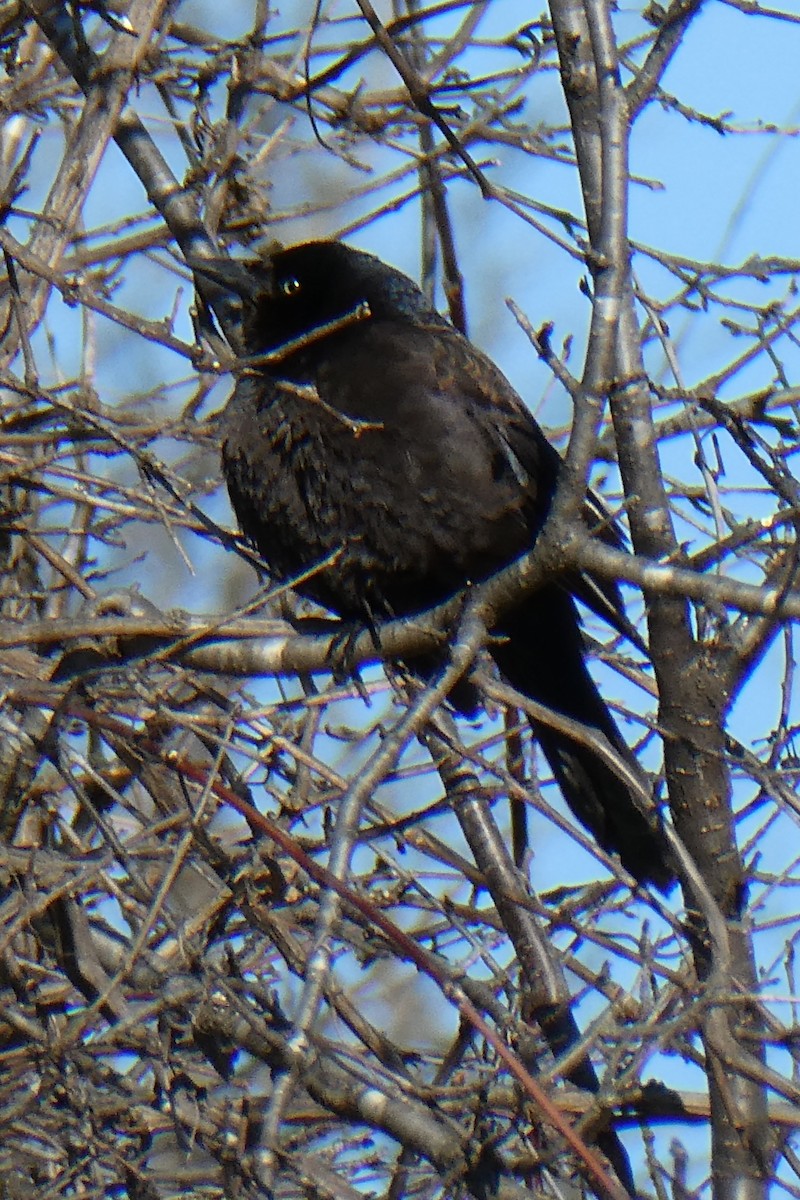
{"left": 424, "top": 328, "right": 641, "bottom": 644}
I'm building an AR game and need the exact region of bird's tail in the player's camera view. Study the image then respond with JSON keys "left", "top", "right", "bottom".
{"left": 491, "top": 589, "right": 675, "bottom": 890}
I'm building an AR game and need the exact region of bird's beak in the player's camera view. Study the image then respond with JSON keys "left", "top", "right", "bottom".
{"left": 187, "top": 255, "right": 262, "bottom": 301}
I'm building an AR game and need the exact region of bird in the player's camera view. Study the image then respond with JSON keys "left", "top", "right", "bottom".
{"left": 201, "top": 240, "right": 674, "bottom": 890}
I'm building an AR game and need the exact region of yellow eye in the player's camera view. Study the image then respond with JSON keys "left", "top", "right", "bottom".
{"left": 280, "top": 276, "right": 301, "bottom": 297}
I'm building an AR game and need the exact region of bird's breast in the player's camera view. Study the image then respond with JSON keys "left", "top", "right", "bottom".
{"left": 222, "top": 325, "right": 539, "bottom": 618}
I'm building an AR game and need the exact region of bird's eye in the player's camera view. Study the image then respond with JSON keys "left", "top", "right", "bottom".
{"left": 280, "top": 276, "right": 302, "bottom": 297}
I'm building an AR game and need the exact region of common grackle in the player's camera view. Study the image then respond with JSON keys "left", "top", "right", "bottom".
{"left": 207, "top": 241, "right": 674, "bottom": 890}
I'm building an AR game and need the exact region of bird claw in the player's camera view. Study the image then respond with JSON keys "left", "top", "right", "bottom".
{"left": 327, "top": 620, "right": 376, "bottom": 704}
{"left": 296, "top": 614, "right": 375, "bottom": 704}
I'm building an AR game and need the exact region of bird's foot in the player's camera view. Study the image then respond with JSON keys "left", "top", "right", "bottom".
{"left": 295, "top": 615, "right": 376, "bottom": 704}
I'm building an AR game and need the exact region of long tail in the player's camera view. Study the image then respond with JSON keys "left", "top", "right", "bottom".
{"left": 491, "top": 588, "right": 674, "bottom": 890}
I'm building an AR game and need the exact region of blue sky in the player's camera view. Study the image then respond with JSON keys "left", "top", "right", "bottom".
{"left": 10, "top": 1, "right": 800, "bottom": 1188}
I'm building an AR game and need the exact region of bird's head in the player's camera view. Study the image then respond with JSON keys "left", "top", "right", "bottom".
{"left": 193, "top": 241, "right": 447, "bottom": 371}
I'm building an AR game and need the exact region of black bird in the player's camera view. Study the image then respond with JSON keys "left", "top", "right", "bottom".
{"left": 207, "top": 240, "right": 674, "bottom": 890}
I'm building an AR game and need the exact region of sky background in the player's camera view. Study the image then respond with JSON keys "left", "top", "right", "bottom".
{"left": 8, "top": 0, "right": 800, "bottom": 1190}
